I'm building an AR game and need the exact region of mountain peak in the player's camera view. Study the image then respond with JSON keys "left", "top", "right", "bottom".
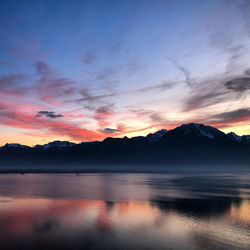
{"left": 146, "top": 129, "right": 168, "bottom": 143}
{"left": 35, "top": 140, "right": 76, "bottom": 150}
{"left": 3, "top": 143, "right": 29, "bottom": 148}
{"left": 227, "top": 132, "right": 242, "bottom": 142}
{"left": 167, "top": 123, "right": 225, "bottom": 141}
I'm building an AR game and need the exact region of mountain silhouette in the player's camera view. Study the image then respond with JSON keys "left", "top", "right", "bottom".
{"left": 0, "top": 123, "right": 249, "bottom": 167}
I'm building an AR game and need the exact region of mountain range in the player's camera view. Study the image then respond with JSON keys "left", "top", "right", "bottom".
{"left": 1, "top": 123, "right": 250, "bottom": 167}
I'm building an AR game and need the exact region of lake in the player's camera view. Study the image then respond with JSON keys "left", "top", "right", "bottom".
{"left": 0, "top": 171, "right": 249, "bottom": 249}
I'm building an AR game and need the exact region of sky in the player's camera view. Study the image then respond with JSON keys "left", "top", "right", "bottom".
{"left": 0, "top": 0, "right": 250, "bottom": 146}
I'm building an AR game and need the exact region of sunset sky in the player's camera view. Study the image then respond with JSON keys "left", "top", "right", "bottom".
{"left": 0, "top": 0, "right": 250, "bottom": 146}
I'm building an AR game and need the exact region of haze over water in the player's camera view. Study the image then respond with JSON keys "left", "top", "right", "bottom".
{"left": 0, "top": 170, "right": 249, "bottom": 249}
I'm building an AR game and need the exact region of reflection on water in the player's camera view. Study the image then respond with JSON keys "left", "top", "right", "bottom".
{"left": 0, "top": 173, "right": 249, "bottom": 249}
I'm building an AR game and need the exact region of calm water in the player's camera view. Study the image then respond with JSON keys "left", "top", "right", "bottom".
{"left": 0, "top": 172, "right": 249, "bottom": 249}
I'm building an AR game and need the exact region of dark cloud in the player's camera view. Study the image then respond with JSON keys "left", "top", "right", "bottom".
{"left": 36, "top": 111, "right": 64, "bottom": 119}
{"left": 183, "top": 69, "right": 250, "bottom": 112}
{"left": 245, "top": 68, "right": 250, "bottom": 76}
{"left": 184, "top": 91, "right": 226, "bottom": 112}
{"left": 211, "top": 108, "right": 250, "bottom": 122}
{"left": 102, "top": 128, "right": 121, "bottom": 134}
{"left": 224, "top": 77, "right": 250, "bottom": 93}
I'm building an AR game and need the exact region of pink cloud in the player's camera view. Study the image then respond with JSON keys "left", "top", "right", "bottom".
{"left": 0, "top": 107, "right": 101, "bottom": 142}
{"left": 93, "top": 105, "right": 116, "bottom": 128}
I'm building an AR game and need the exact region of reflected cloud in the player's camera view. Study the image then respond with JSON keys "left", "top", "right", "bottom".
{"left": 0, "top": 173, "right": 249, "bottom": 249}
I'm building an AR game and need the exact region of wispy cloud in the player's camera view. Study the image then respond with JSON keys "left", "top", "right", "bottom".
{"left": 73, "top": 80, "right": 176, "bottom": 104}
{"left": 0, "top": 73, "right": 26, "bottom": 96}
{"left": 34, "top": 61, "right": 76, "bottom": 106}
{"left": 93, "top": 104, "right": 116, "bottom": 128}
{"left": 170, "top": 59, "right": 193, "bottom": 88}
{"left": 82, "top": 52, "right": 97, "bottom": 65}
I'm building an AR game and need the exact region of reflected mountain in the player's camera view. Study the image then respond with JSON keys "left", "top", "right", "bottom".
{"left": 0, "top": 173, "right": 249, "bottom": 249}
{"left": 151, "top": 196, "right": 242, "bottom": 218}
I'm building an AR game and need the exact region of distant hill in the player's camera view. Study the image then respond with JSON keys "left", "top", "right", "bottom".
{"left": 0, "top": 123, "right": 249, "bottom": 167}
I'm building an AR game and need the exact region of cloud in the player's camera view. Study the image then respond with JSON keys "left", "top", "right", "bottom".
{"left": 245, "top": 68, "right": 250, "bottom": 75}
{"left": 0, "top": 61, "right": 15, "bottom": 69}
{"left": 73, "top": 81, "right": 175, "bottom": 104}
{"left": 35, "top": 61, "right": 54, "bottom": 77}
{"left": 134, "top": 81, "right": 175, "bottom": 93}
{"left": 150, "top": 113, "right": 167, "bottom": 124}
{"left": 36, "top": 111, "right": 64, "bottom": 119}
{"left": 183, "top": 67, "right": 250, "bottom": 112}
{"left": 82, "top": 52, "right": 97, "bottom": 65}
{"left": 211, "top": 108, "right": 250, "bottom": 122}
{"left": 168, "top": 59, "right": 193, "bottom": 87}
{"left": 0, "top": 108, "right": 101, "bottom": 141}
{"left": 93, "top": 104, "right": 116, "bottom": 127}
{"left": 206, "top": 108, "right": 250, "bottom": 129}
{"left": 0, "top": 73, "right": 26, "bottom": 95}
{"left": 126, "top": 61, "right": 142, "bottom": 75}
{"left": 77, "top": 89, "right": 116, "bottom": 103}
{"left": 0, "top": 73, "right": 29, "bottom": 103}
{"left": 184, "top": 91, "right": 226, "bottom": 111}
{"left": 101, "top": 128, "right": 121, "bottom": 134}
{"left": 129, "top": 108, "right": 169, "bottom": 127}
{"left": 94, "top": 69, "right": 117, "bottom": 81}
{"left": 33, "top": 61, "right": 77, "bottom": 106}
{"left": 225, "top": 45, "right": 246, "bottom": 73}
{"left": 224, "top": 77, "right": 250, "bottom": 93}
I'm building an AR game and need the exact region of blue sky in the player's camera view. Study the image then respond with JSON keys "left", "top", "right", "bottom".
{"left": 0, "top": 0, "right": 250, "bottom": 145}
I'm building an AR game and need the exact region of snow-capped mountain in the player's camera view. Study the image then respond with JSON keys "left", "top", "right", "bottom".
{"left": 146, "top": 129, "right": 168, "bottom": 143}
{"left": 227, "top": 132, "right": 242, "bottom": 143}
{"left": 0, "top": 123, "right": 249, "bottom": 167}
{"left": 1, "top": 143, "right": 30, "bottom": 149}
{"left": 240, "top": 135, "right": 250, "bottom": 146}
{"left": 160, "top": 123, "right": 230, "bottom": 144}
{"left": 227, "top": 132, "right": 250, "bottom": 145}
{"left": 35, "top": 141, "right": 76, "bottom": 150}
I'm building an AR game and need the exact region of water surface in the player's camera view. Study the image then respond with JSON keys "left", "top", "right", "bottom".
{"left": 0, "top": 172, "right": 249, "bottom": 249}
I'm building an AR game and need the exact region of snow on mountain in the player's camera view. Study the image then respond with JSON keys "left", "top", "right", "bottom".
{"left": 227, "top": 132, "right": 242, "bottom": 143}
{"left": 35, "top": 141, "right": 76, "bottom": 150}
{"left": 227, "top": 132, "right": 250, "bottom": 145}
{"left": 239, "top": 135, "right": 250, "bottom": 145}
{"left": 165, "top": 123, "right": 227, "bottom": 142}
{"left": 146, "top": 129, "right": 168, "bottom": 143}
{"left": 2, "top": 143, "right": 30, "bottom": 149}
